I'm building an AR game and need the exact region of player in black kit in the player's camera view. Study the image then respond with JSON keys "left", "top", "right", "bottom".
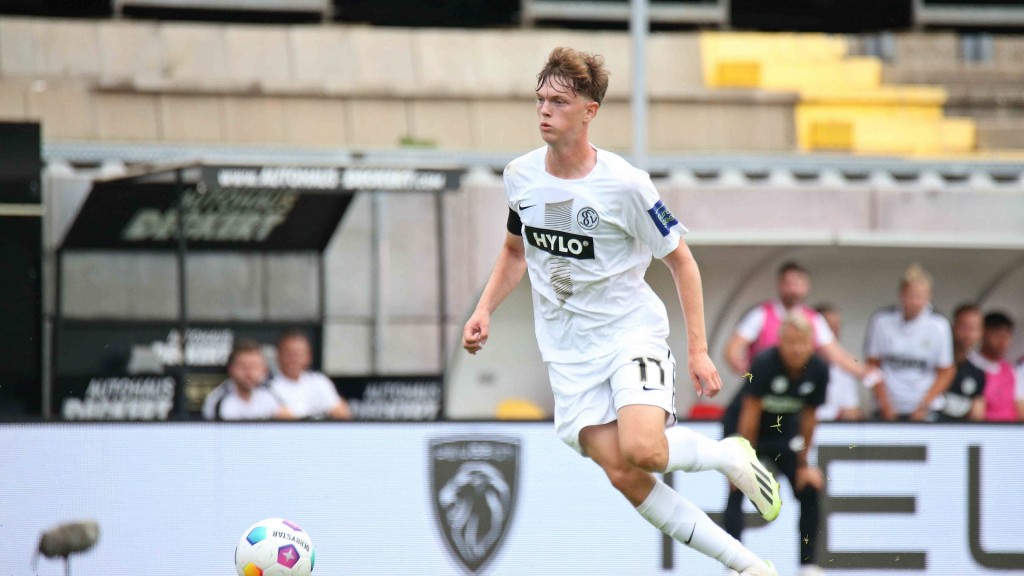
{"left": 722, "top": 312, "right": 829, "bottom": 576}
{"left": 937, "top": 303, "right": 986, "bottom": 422}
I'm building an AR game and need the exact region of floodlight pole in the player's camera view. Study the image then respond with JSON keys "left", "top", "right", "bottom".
{"left": 630, "top": 0, "right": 650, "bottom": 172}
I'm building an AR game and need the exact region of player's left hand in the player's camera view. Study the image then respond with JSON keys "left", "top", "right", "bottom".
{"left": 796, "top": 465, "right": 825, "bottom": 491}
{"left": 688, "top": 351, "right": 722, "bottom": 398}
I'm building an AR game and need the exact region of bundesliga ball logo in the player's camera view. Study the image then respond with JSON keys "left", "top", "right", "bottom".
{"left": 235, "top": 518, "right": 315, "bottom": 576}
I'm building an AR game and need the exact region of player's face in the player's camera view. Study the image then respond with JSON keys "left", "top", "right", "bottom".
{"left": 777, "top": 270, "right": 810, "bottom": 309}
{"left": 229, "top": 351, "right": 268, "bottom": 391}
{"left": 982, "top": 327, "right": 1013, "bottom": 358}
{"left": 278, "top": 337, "right": 312, "bottom": 378}
{"left": 778, "top": 325, "right": 814, "bottom": 370}
{"left": 900, "top": 280, "right": 931, "bottom": 319}
{"left": 536, "top": 76, "right": 596, "bottom": 145}
{"left": 953, "top": 310, "right": 983, "bottom": 351}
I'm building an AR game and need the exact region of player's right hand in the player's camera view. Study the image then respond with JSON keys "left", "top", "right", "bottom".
{"left": 462, "top": 310, "right": 490, "bottom": 355}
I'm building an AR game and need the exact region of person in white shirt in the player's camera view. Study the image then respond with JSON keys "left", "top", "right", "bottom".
{"left": 268, "top": 330, "right": 351, "bottom": 420}
{"left": 865, "top": 264, "right": 954, "bottom": 421}
{"left": 462, "top": 47, "right": 779, "bottom": 576}
{"left": 814, "top": 303, "right": 864, "bottom": 421}
{"left": 202, "top": 339, "right": 289, "bottom": 421}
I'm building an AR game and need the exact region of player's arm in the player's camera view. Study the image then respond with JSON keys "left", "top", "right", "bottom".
{"left": 819, "top": 340, "right": 880, "bottom": 383}
{"left": 724, "top": 333, "right": 752, "bottom": 376}
{"left": 462, "top": 231, "right": 527, "bottom": 355}
{"left": 736, "top": 394, "right": 762, "bottom": 448}
{"left": 867, "top": 357, "right": 896, "bottom": 421}
{"left": 661, "top": 239, "right": 723, "bottom": 398}
{"left": 911, "top": 364, "right": 955, "bottom": 421}
{"left": 796, "top": 405, "right": 825, "bottom": 490}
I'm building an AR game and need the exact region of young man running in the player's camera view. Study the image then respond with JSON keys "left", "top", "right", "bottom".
{"left": 462, "top": 47, "right": 780, "bottom": 575}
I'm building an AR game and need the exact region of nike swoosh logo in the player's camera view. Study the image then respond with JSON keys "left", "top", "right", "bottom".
{"left": 519, "top": 203, "right": 536, "bottom": 211}
{"left": 642, "top": 385, "right": 662, "bottom": 391}
{"left": 684, "top": 524, "right": 696, "bottom": 544}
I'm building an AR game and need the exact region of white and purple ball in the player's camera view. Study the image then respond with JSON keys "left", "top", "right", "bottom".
{"left": 235, "top": 518, "right": 315, "bottom": 576}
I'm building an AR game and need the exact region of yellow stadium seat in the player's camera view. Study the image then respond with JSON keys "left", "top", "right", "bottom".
{"left": 699, "top": 31, "right": 979, "bottom": 157}
{"left": 495, "top": 398, "right": 547, "bottom": 421}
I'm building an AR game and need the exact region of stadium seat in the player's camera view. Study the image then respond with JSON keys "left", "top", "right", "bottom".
{"left": 495, "top": 398, "right": 547, "bottom": 420}
{"left": 698, "top": 31, "right": 979, "bottom": 155}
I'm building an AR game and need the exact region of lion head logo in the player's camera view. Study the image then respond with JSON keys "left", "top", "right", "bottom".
{"left": 430, "top": 438, "right": 519, "bottom": 573}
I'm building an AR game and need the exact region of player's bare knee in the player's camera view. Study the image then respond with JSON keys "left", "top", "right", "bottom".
{"left": 621, "top": 440, "right": 667, "bottom": 472}
{"left": 603, "top": 463, "right": 646, "bottom": 495}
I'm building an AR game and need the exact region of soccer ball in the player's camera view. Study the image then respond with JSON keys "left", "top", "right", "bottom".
{"left": 235, "top": 518, "right": 315, "bottom": 576}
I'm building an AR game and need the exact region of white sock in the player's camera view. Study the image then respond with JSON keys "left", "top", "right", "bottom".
{"left": 664, "top": 426, "right": 727, "bottom": 473}
{"left": 636, "top": 479, "right": 760, "bottom": 572}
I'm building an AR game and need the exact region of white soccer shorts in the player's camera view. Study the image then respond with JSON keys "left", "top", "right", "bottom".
{"left": 548, "top": 341, "right": 677, "bottom": 454}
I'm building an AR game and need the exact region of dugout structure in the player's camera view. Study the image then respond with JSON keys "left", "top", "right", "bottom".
{"left": 51, "top": 163, "right": 462, "bottom": 420}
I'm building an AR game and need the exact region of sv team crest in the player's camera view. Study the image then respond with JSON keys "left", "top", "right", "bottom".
{"left": 430, "top": 437, "right": 520, "bottom": 574}
{"left": 576, "top": 207, "right": 599, "bottom": 230}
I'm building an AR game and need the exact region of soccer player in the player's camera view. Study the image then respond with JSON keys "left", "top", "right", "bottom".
{"left": 936, "top": 303, "right": 986, "bottom": 422}
{"left": 462, "top": 47, "right": 780, "bottom": 576}
{"left": 722, "top": 313, "right": 828, "bottom": 576}
{"left": 865, "top": 264, "right": 954, "bottom": 421}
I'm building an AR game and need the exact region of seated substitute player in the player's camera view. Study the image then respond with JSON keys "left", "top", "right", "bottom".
{"left": 268, "top": 330, "right": 352, "bottom": 420}
{"left": 722, "top": 313, "right": 828, "bottom": 576}
{"left": 936, "top": 303, "right": 986, "bottom": 422}
{"left": 462, "top": 47, "right": 780, "bottom": 576}
{"left": 202, "top": 339, "right": 291, "bottom": 421}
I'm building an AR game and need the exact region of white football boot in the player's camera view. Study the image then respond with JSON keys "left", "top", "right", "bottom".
{"left": 721, "top": 436, "right": 781, "bottom": 521}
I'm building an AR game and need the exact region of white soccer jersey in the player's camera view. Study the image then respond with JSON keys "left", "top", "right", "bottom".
{"left": 268, "top": 371, "right": 343, "bottom": 419}
{"left": 865, "top": 305, "right": 954, "bottom": 415}
{"left": 504, "top": 146, "right": 685, "bottom": 363}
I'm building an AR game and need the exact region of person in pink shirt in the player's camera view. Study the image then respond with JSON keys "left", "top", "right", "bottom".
{"left": 724, "top": 262, "right": 880, "bottom": 387}
{"left": 972, "top": 312, "right": 1024, "bottom": 422}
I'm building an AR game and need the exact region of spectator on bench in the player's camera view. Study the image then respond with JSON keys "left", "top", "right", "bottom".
{"left": 203, "top": 339, "right": 290, "bottom": 421}
{"left": 269, "top": 330, "right": 351, "bottom": 420}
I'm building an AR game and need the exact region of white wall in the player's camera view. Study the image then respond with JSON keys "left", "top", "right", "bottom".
{"left": 3, "top": 422, "right": 1021, "bottom": 576}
